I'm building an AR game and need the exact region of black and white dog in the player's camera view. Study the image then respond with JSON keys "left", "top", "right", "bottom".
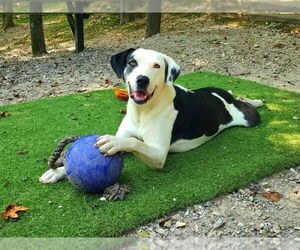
{"left": 40, "top": 48, "right": 263, "bottom": 183}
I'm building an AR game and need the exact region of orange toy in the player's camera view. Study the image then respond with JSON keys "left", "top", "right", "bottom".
{"left": 114, "top": 88, "right": 129, "bottom": 101}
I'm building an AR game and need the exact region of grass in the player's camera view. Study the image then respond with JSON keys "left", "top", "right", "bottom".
{"left": 0, "top": 72, "right": 299, "bottom": 237}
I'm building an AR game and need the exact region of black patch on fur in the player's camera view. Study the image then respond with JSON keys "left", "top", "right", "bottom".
{"left": 233, "top": 100, "right": 260, "bottom": 127}
{"left": 110, "top": 48, "right": 136, "bottom": 78}
{"left": 171, "top": 86, "right": 234, "bottom": 143}
{"left": 164, "top": 61, "right": 180, "bottom": 83}
{"left": 164, "top": 59, "right": 169, "bottom": 83}
{"left": 168, "top": 67, "right": 180, "bottom": 83}
{"left": 171, "top": 67, "right": 180, "bottom": 82}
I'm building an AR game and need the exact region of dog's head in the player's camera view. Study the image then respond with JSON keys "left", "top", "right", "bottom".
{"left": 110, "top": 48, "right": 180, "bottom": 105}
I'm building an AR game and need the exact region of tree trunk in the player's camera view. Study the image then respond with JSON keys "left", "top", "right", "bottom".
{"left": 145, "top": 0, "right": 162, "bottom": 38}
{"left": 2, "top": 14, "right": 14, "bottom": 31}
{"left": 119, "top": 0, "right": 142, "bottom": 24}
{"left": 120, "top": 13, "right": 137, "bottom": 24}
{"left": 29, "top": 14, "right": 47, "bottom": 56}
{"left": 29, "top": 2, "right": 46, "bottom": 56}
{"left": 74, "top": 14, "right": 84, "bottom": 52}
{"left": 29, "top": 2, "right": 47, "bottom": 57}
{"left": 2, "top": 2, "right": 15, "bottom": 31}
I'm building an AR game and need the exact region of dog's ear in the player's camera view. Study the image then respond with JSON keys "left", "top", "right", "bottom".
{"left": 110, "top": 48, "right": 136, "bottom": 78}
{"left": 164, "top": 55, "right": 181, "bottom": 85}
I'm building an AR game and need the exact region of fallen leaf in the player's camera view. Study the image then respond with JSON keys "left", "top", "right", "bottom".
{"left": 119, "top": 108, "right": 127, "bottom": 114}
{"left": 113, "top": 82, "right": 122, "bottom": 87}
{"left": 286, "top": 189, "right": 300, "bottom": 203}
{"left": 238, "top": 70, "right": 251, "bottom": 76}
{"left": 0, "top": 204, "right": 29, "bottom": 220}
{"left": 114, "top": 88, "right": 129, "bottom": 102}
{"left": 16, "top": 151, "right": 29, "bottom": 155}
{"left": 3, "top": 180, "right": 10, "bottom": 187}
{"left": 157, "top": 216, "right": 172, "bottom": 226}
{"left": 262, "top": 191, "right": 283, "bottom": 202}
{"left": 77, "top": 89, "right": 88, "bottom": 93}
{"left": 13, "top": 92, "right": 21, "bottom": 98}
{"left": 102, "top": 79, "right": 111, "bottom": 87}
{"left": 273, "top": 43, "right": 284, "bottom": 48}
{"left": 51, "top": 82, "right": 59, "bottom": 87}
{"left": 193, "top": 59, "right": 208, "bottom": 68}
{"left": 212, "top": 40, "right": 223, "bottom": 45}
{"left": 137, "top": 230, "right": 150, "bottom": 238}
{"left": 0, "top": 111, "right": 10, "bottom": 118}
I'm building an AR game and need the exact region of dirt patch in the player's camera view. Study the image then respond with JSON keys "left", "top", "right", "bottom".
{"left": 1, "top": 15, "right": 299, "bottom": 106}
{"left": 126, "top": 166, "right": 300, "bottom": 238}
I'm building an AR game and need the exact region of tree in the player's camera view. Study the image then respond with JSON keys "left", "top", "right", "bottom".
{"left": 2, "top": 14, "right": 14, "bottom": 31}
{"left": 145, "top": 0, "right": 162, "bottom": 38}
{"left": 120, "top": 0, "right": 142, "bottom": 25}
{"left": 2, "top": 2, "right": 15, "bottom": 31}
{"left": 66, "top": 2, "right": 89, "bottom": 53}
{"left": 29, "top": 2, "right": 47, "bottom": 56}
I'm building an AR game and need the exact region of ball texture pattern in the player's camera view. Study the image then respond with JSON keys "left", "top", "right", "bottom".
{"left": 64, "top": 134, "right": 123, "bottom": 193}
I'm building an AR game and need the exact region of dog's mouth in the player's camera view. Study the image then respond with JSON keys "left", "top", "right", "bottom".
{"left": 129, "top": 87, "right": 155, "bottom": 105}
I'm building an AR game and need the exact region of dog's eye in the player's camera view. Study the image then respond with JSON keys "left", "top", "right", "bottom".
{"left": 128, "top": 60, "right": 137, "bottom": 67}
{"left": 154, "top": 64, "right": 160, "bottom": 69}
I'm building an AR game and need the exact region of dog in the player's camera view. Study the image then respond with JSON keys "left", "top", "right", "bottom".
{"left": 40, "top": 48, "right": 263, "bottom": 183}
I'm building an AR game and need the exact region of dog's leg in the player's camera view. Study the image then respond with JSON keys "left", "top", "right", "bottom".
{"left": 236, "top": 97, "right": 263, "bottom": 108}
{"left": 96, "top": 135, "right": 169, "bottom": 170}
{"left": 39, "top": 167, "right": 66, "bottom": 184}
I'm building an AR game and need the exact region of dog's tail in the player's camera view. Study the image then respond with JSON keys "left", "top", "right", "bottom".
{"left": 48, "top": 135, "right": 80, "bottom": 169}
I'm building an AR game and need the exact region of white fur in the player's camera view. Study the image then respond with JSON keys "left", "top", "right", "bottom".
{"left": 170, "top": 135, "right": 212, "bottom": 152}
{"left": 174, "top": 84, "right": 193, "bottom": 93}
{"left": 125, "top": 49, "right": 180, "bottom": 93}
{"left": 212, "top": 92, "right": 248, "bottom": 127}
{"left": 39, "top": 167, "right": 66, "bottom": 184}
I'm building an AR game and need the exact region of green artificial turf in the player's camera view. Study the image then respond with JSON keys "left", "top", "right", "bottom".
{"left": 0, "top": 72, "right": 299, "bottom": 237}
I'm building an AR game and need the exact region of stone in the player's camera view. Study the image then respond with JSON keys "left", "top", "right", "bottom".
{"left": 164, "top": 220, "right": 172, "bottom": 228}
{"left": 172, "top": 214, "right": 181, "bottom": 220}
{"left": 175, "top": 221, "right": 186, "bottom": 228}
{"left": 272, "top": 224, "right": 281, "bottom": 234}
{"left": 203, "top": 201, "right": 212, "bottom": 207}
{"left": 212, "top": 218, "right": 225, "bottom": 230}
{"left": 156, "top": 228, "right": 167, "bottom": 236}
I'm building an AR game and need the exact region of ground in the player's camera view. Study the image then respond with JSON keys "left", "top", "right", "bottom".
{"left": 0, "top": 13, "right": 299, "bottom": 237}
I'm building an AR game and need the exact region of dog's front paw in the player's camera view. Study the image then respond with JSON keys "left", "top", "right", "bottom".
{"left": 39, "top": 168, "right": 66, "bottom": 184}
{"left": 95, "top": 135, "right": 123, "bottom": 156}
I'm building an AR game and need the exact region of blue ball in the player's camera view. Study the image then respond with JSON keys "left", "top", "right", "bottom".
{"left": 64, "top": 134, "right": 123, "bottom": 193}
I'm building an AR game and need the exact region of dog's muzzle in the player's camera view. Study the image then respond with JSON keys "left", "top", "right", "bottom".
{"left": 129, "top": 86, "right": 155, "bottom": 105}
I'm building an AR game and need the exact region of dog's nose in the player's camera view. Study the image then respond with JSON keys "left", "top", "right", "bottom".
{"left": 136, "top": 75, "right": 149, "bottom": 89}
